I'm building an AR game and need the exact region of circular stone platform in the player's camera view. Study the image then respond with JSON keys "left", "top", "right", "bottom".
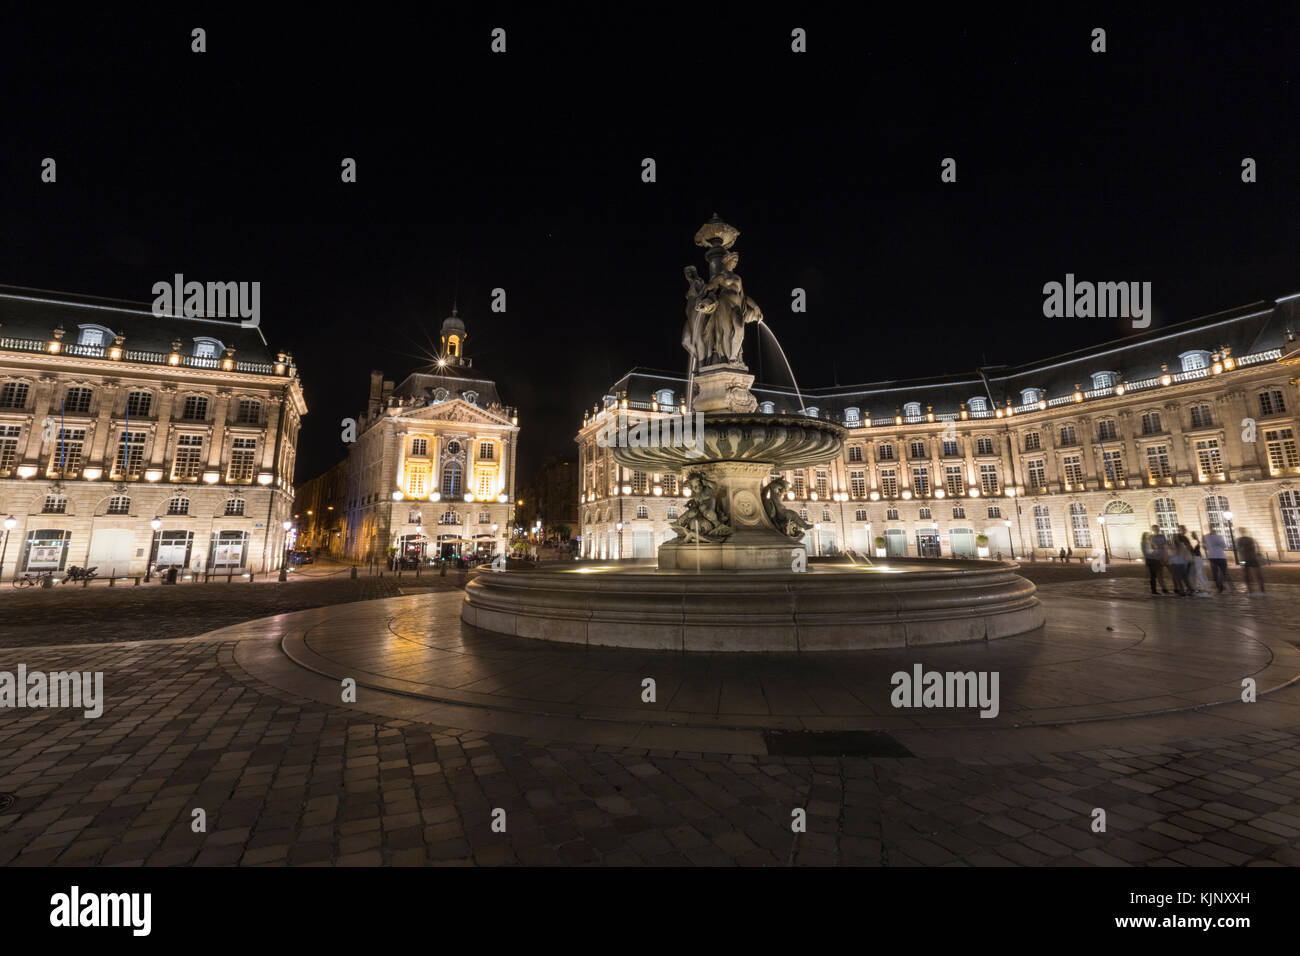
{"left": 460, "top": 559, "right": 1045, "bottom": 652}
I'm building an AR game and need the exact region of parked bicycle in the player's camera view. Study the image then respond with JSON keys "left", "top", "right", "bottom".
{"left": 63, "top": 565, "right": 98, "bottom": 584}
{"left": 13, "top": 570, "right": 54, "bottom": 588}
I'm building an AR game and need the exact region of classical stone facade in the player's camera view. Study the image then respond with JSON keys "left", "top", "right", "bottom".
{"left": 305, "top": 310, "right": 519, "bottom": 565}
{"left": 578, "top": 295, "right": 1300, "bottom": 564}
{"left": 0, "top": 285, "right": 305, "bottom": 579}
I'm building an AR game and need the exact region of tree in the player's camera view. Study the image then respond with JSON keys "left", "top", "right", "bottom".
{"left": 552, "top": 523, "right": 572, "bottom": 541}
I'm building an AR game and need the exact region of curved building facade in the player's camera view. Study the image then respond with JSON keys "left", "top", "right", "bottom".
{"left": 577, "top": 294, "right": 1300, "bottom": 564}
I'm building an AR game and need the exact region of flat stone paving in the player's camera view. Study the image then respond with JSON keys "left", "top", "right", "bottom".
{"left": 1, "top": 577, "right": 1299, "bottom": 866}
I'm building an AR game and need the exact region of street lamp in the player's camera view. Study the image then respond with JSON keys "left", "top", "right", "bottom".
{"left": 1003, "top": 518, "right": 1015, "bottom": 559}
{"left": 813, "top": 522, "right": 821, "bottom": 557}
{"left": 0, "top": 515, "right": 15, "bottom": 584}
{"left": 1098, "top": 515, "right": 1110, "bottom": 563}
{"left": 615, "top": 521, "right": 624, "bottom": 560}
{"left": 279, "top": 519, "right": 292, "bottom": 581}
{"left": 1223, "top": 510, "right": 1239, "bottom": 564}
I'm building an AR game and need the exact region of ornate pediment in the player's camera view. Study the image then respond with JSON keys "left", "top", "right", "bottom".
{"left": 401, "top": 400, "right": 512, "bottom": 427}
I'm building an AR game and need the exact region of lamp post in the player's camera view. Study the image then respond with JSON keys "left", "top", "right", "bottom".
{"left": 279, "top": 519, "right": 292, "bottom": 581}
{"left": 1223, "top": 510, "right": 1239, "bottom": 564}
{"left": 813, "top": 522, "right": 821, "bottom": 557}
{"left": 615, "top": 521, "right": 623, "bottom": 560}
{"left": 1008, "top": 488, "right": 1027, "bottom": 561}
{"left": 146, "top": 515, "right": 161, "bottom": 581}
{"left": 834, "top": 491, "right": 848, "bottom": 556}
{"left": 1003, "top": 518, "right": 1015, "bottom": 559}
{"left": 0, "top": 515, "right": 15, "bottom": 583}
{"left": 1098, "top": 515, "right": 1110, "bottom": 563}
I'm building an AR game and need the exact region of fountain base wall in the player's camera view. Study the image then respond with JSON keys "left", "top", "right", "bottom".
{"left": 461, "top": 560, "right": 1045, "bottom": 652}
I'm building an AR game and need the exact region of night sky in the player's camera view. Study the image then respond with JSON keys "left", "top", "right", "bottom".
{"left": 2, "top": 8, "right": 1298, "bottom": 483}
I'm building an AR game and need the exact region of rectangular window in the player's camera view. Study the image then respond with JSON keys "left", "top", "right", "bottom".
{"left": 1034, "top": 505, "right": 1053, "bottom": 549}
{"left": 632, "top": 471, "right": 648, "bottom": 494}
{"left": 1260, "top": 389, "right": 1287, "bottom": 416}
{"left": 662, "top": 474, "right": 677, "bottom": 496}
{"left": 879, "top": 468, "right": 898, "bottom": 498}
{"left": 114, "top": 431, "right": 146, "bottom": 479}
{"left": 477, "top": 471, "right": 494, "bottom": 498}
{"left": 236, "top": 399, "right": 261, "bottom": 425}
{"left": 173, "top": 434, "right": 204, "bottom": 480}
{"left": 1189, "top": 404, "right": 1212, "bottom": 429}
{"left": 1059, "top": 425, "right": 1077, "bottom": 446}
{"left": 979, "top": 464, "right": 999, "bottom": 495}
{"left": 1062, "top": 455, "right": 1084, "bottom": 487}
{"left": 986, "top": 505, "right": 1002, "bottom": 519}
{"left": 1265, "top": 428, "right": 1300, "bottom": 472}
{"left": 911, "top": 466, "right": 930, "bottom": 495}
{"left": 0, "top": 382, "right": 30, "bottom": 409}
{"left": 855, "top": 509, "right": 867, "bottom": 521}
{"left": 945, "top": 465, "right": 964, "bottom": 496}
{"left": 1070, "top": 504, "right": 1092, "bottom": 549}
{"left": 1024, "top": 432, "right": 1041, "bottom": 451}
{"left": 479, "top": 442, "right": 495, "bottom": 460}
{"left": 411, "top": 437, "right": 428, "bottom": 456}
{"left": 49, "top": 428, "right": 87, "bottom": 475}
{"left": 1102, "top": 449, "right": 1125, "bottom": 484}
{"left": 126, "top": 391, "right": 152, "bottom": 417}
{"left": 918, "top": 507, "right": 932, "bottom": 520}
{"left": 1195, "top": 438, "right": 1223, "bottom": 479}
{"left": 225, "top": 498, "right": 245, "bottom": 516}
{"left": 1146, "top": 445, "right": 1171, "bottom": 480}
{"left": 43, "top": 495, "right": 67, "bottom": 514}
{"left": 107, "top": 495, "right": 131, "bottom": 515}
{"left": 167, "top": 497, "right": 189, "bottom": 516}
{"left": 1097, "top": 420, "right": 1117, "bottom": 441}
{"left": 408, "top": 470, "right": 426, "bottom": 495}
{"left": 909, "top": 440, "right": 926, "bottom": 459}
{"left": 0, "top": 424, "right": 21, "bottom": 472}
{"left": 850, "top": 470, "right": 866, "bottom": 498}
{"left": 229, "top": 437, "right": 257, "bottom": 482}
{"left": 886, "top": 507, "right": 899, "bottom": 521}
{"left": 848, "top": 445, "right": 863, "bottom": 462}
{"left": 951, "top": 506, "right": 965, "bottom": 519}
{"left": 815, "top": 470, "right": 828, "bottom": 498}
{"left": 976, "top": 437, "right": 994, "bottom": 455}
{"left": 1140, "top": 412, "right": 1162, "bottom": 435}
{"left": 1027, "top": 459, "right": 1046, "bottom": 488}
{"left": 63, "top": 387, "right": 93, "bottom": 414}
{"left": 479, "top": 511, "right": 492, "bottom": 524}
{"left": 942, "top": 439, "right": 959, "bottom": 457}
{"left": 878, "top": 444, "right": 894, "bottom": 461}
{"left": 181, "top": 395, "right": 209, "bottom": 421}
{"left": 793, "top": 471, "right": 806, "bottom": 497}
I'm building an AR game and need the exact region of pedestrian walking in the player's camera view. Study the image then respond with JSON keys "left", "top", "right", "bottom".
{"left": 1140, "top": 525, "right": 1172, "bottom": 594}
{"left": 1203, "top": 528, "right": 1229, "bottom": 593}
{"left": 1188, "top": 531, "right": 1212, "bottom": 596}
{"left": 1058, "top": 547, "right": 1066, "bottom": 563}
{"left": 1168, "top": 526, "right": 1192, "bottom": 596}
{"left": 1237, "top": 530, "right": 1265, "bottom": 594}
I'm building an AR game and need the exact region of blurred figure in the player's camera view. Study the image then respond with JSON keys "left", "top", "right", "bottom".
{"left": 1140, "top": 525, "right": 1171, "bottom": 595}
{"left": 1202, "top": 527, "right": 1229, "bottom": 593}
{"left": 1237, "top": 530, "right": 1265, "bottom": 594}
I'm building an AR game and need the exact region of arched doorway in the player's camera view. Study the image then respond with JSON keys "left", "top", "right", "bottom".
{"left": 1103, "top": 500, "right": 1139, "bottom": 561}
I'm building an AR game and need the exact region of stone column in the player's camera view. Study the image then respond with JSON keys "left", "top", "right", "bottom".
{"left": 148, "top": 386, "right": 178, "bottom": 467}
{"left": 20, "top": 376, "right": 57, "bottom": 465}
{"left": 88, "top": 381, "right": 121, "bottom": 466}
{"left": 207, "top": 390, "right": 231, "bottom": 468}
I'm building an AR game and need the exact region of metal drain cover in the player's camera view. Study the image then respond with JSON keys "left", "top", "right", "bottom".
{"left": 764, "top": 730, "right": 914, "bottom": 757}
{"left": 0, "top": 793, "right": 16, "bottom": 812}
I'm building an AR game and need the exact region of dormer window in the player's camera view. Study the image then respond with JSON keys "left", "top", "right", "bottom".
{"left": 760, "top": 401, "right": 776, "bottom": 414}
{"left": 903, "top": 402, "right": 922, "bottom": 418}
{"left": 462, "top": 390, "right": 478, "bottom": 405}
{"left": 655, "top": 388, "right": 675, "bottom": 406}
{"left": 432, "top": 387, "right": 449, "bottom": 402}
{"left": 1179, "top": 350, "right": 1211, "bottom": 372}
{"left": 77, "top": 324, "right": 113, "bottom": 347}
{"left": 193, "top": 337, "right": 223, "bottom": 359}
{"left": 844, "top": 406, "right": 860, "bottom": 425}
{"left": 805, "top": 406, "right": 820, "bottom": 418}
{"left": 1091, "top": 371, "right": 1117, "bottom": 390}
{"left": 1020, "top": 388, "right": 1041, "bottom": 405}
{"left": 968, "top": 397, "right": 989, "bottom": 413}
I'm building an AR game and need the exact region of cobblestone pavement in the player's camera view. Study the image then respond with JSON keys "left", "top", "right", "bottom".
{"left": 0, "top": 574, "right": 459, "bottom": 648}
{"left": 1, "top": 578, "right": 1299, "bottom": 866}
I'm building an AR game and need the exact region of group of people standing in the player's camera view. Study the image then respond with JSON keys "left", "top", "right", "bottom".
{"left": 1140, "top": 524, "right": 1266, "bottom": 596}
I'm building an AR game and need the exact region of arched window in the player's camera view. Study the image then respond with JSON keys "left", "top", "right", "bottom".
{"left": 805, "top": 406, "right": 820, "bottom": 418}
{"left": 655, "top": 388, "right": 674, "bottom": 406}
{"left": 968, "top": 396, "right": 989, "bottom": 413}
{"left": 193, "top": 337, "right": 223, "bottom": 359}
{"left": 1091, "top": 371, "right": 1117, "bottom": 390}
{"left": 903, "top": 402, "right": 922, "bottom": 419}
{"left": 1153, "top": 497, "right": 1178, "bottom": 535}
{"left": 1069, "top": 502, "right": 1091, "bottom": 548}
{"left": 636, "top": 505, "right": 648, "bottom": 518}
{"left": 1179, "top": 350, "right": 1210, "bottom": 372}
{"left": 78, "top": 324, "right": 113, "bottom": 347}
{"left": 440, "top": 460, "right": 462, "bottom": 498}
{"left": 759, "top": 401, "right": 775, "bottom": 414}
{"left": 225, "top": 498, "right": 245, "bottom": 516}
{"left": 1280, "top": 490, "right": 1300, "bottom": 551}
{"left": 844, "top": 406, "right": 860, "bottom": 425}
{"left": 42, "top": 494, "right": 67, "bottom": 514}
{"left": 1205, "top": 495, "right": 1229, "bottom": 535}
{"left": 1020, "top": 388, "right": 1041, "bottom": 405}
{"left": 167, "top": 496, "right": 189, "bottom": 515}
{"left": 106, "top": 495, "right": 130, "bottom": 515}
{"left": 462, "top": 390, "right": 479, "bottom": 404}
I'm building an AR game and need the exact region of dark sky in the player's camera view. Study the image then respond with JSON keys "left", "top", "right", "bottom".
{"left": 2, "top": 8, "right": 1298, "bottom": 482}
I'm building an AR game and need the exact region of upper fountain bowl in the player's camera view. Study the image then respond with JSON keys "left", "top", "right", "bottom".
{"left": 610, "top": 412, "right": 846, "bottom": 471}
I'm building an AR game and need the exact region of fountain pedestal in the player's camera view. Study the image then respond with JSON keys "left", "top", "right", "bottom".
{"left": 659, "top": 460, "right": 804, "bottom": 571}
{"left": 691, "top": 364, "right": 759, "bottom": 414}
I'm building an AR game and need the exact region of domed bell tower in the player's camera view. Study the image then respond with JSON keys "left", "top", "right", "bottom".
{"left": 439, "top": 306, "right": 469, "bottom": 368}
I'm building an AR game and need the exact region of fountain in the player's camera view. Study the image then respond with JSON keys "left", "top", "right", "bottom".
{"left": 462, "top": 216, "right": 1045, "bottom": 651}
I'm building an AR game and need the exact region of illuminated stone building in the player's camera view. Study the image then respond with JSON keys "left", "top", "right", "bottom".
{"left": 577, "top": 294, "right": 1300, "bottom": 563}
{"left": 324, "top": 309, "right": 519, "bottom": 564}
{"left": 0, "top": 285, "right": 305, "bottom": 579}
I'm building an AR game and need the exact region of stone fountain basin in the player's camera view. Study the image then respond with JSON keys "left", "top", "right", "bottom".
{"left": 610, "top": 413, "right": 847, "bottom": 471}
{"left": 461, "top": 559, "right": 1044, "bottom": 652}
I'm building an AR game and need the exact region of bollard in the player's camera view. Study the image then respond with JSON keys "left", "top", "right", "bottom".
{"left": 134, "top": 576, "right": 140, "bottom": 586}
{"left": 350, "top": 565, "right": 357, "bottom": 579}
{"left": 109, "top": 576, "right": 115, "bottom": 587}
{"left": 228, "top": 569, "right": 233, "bottom": 583}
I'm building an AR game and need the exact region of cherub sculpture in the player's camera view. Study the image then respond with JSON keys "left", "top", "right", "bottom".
{"left": 670, "top": 471, "right": 732, "bottom": 543}
{"left": 762, "top": 476, "right": 811, "bottom": 538}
